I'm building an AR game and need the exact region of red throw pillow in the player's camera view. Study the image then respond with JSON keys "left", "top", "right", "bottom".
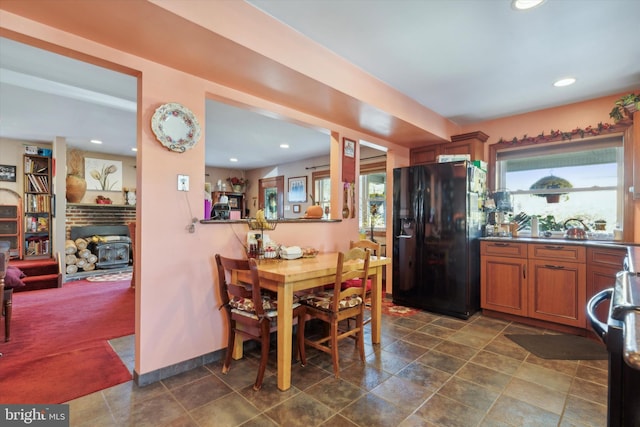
{"left": 4, "top": 265, "right": 26, "bottom": 289}
{"left": 341, "top": 278, "right": 372, "bottom": 292}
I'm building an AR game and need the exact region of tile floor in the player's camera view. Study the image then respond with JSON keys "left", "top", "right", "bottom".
{"left": 68, "top": 302, "right": 608, "bottom": 427}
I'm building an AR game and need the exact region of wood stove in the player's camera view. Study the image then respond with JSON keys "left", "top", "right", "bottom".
{"left": 89, "top": 238, "right": 130, "bottom": 269}
{"left": 70, "top": 225, "right": 131, "bottom": 270}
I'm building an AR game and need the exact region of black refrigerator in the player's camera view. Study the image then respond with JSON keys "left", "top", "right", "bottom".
{"left": 392, "top": 161, "right": 486, "bottom": 319}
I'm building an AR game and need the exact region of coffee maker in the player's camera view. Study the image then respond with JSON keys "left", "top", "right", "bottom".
{"left": 211, "top": 202, "right": 230, "bottom": 220}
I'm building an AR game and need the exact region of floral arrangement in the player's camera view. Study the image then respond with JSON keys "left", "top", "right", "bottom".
{"left": 227, "top": 176, "right": 248, "bottom": 186}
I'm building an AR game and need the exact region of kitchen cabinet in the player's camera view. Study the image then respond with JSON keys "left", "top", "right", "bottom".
{"left": 23, "top": 154, "right": 52, "bottom": 258}
{"left": 480, "top": 241, "right": 528, "bottom": 316}
{"left": 411, "top": 131, "right": 488, "bottom": 165}
{"left": 481, "top": 240, "right": 594, "bottom": 329}
{"left": 586, "top": 246, "right": 626, "bottom": 323}
{"left": 527, "top": 244, "right": 586, "bottom": 328}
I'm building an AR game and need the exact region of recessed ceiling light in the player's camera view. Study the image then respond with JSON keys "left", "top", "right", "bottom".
{"left": 553, "top": 77, "right": 576, "bottom": 87}
{"left": 131, "top": 147, "right": 137, "bottom": 152}
{"left": 229, "top": 158, "right": 238, "bottom": 162}
{"left": 280, "top": 144, "right": 289, "bottom": 149}
{"left": 511, "top": 0, "right": 546, "bottom": 10}
{"left": 90, "top": 139, "right": 102, "bottom": 144}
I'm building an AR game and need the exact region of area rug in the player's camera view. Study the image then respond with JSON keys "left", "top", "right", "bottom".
{"left": 366, "top": 299, "right": 419, "bottom": 317}
{"left": 0, "top": 279, "right": 134, "bottom": 403}
{"left": 506, "top": 334, "right": 607, "bottom": 360}
{"left": 87, "top": 271, "right": 132, "bottom": 282}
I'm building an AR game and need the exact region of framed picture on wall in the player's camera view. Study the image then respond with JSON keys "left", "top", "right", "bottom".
{"left": 0, "top": 164, "right": 17, "bottom": 182}
{"left": 288, "top": 176, "right": 307, "bottom": 203}
{"left": 228, "top": 194, "right": 242, "bottom": 210}
{"left": 292, "top": 204, "right": 301, "bottom": 214}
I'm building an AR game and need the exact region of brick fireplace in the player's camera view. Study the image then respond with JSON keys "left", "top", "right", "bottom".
{"left": 65, "top": 203, "right": 135, "bottom": 240}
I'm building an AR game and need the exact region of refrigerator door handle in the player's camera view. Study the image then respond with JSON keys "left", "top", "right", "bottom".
{"left": 396, "top": 234, "right": 412, "bottom": 239}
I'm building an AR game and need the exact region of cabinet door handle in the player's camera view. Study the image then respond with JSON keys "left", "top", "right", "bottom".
{"left": 523, "top": 264, "right": 526, "bottom": 279}
{"left": 543, "top": 245, "right": 565, "bottom": 250}
{"left": 493, "top": 243, "right": 510, "bottom": 247}
{"left": 544, "top": 264, "right": 565, "bottom": 269}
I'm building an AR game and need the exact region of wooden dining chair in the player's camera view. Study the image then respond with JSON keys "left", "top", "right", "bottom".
{"left": 215, "top": 254, "right": 306, "bottom": 390}
{"left": 299, "top": 247, "right": 371, "bottom": 378}
{"left": 343, "top": 239, "right": 380, "bottom": 326}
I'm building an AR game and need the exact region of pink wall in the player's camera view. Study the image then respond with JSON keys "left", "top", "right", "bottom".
{"left": 0, "top": 9, "right": 405, "bottom": 376}
{"left": 460, "top": 93, "right": 630, "bottom": 144}
{"left": 460, "top": 93, "right": 639, "bottom": 243}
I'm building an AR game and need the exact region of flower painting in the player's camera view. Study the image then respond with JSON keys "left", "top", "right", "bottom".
{"left": 85, "top": 158, "right": 122, "bottom": 191}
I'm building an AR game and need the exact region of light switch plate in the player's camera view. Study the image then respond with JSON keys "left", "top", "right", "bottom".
{"left": 178, "top": 174, "right": 189, "bottom": 191}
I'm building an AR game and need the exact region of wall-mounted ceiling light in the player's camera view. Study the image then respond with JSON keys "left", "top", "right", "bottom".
{"left": 553, "top": 77, "right": 576, "bottom": 87}
{"left": 511, "top": 0, "right": 546, "bottom": 10}
{"left": 90, "top": 139, "right": 102, "bottom": 144}
{"left": 280, "top": 144, "right": 289, "bottom": 149}
{"left": 229, "top": 158, "right": 238, "bottom": 162}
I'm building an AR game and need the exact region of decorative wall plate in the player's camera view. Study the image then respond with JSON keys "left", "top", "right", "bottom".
{"left": 151, "top": 103, "right": 201, "bottom": 153}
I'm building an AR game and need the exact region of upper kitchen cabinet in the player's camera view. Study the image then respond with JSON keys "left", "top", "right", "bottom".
{"left": 411, "top": 131, "right": 488, "bottom": 166}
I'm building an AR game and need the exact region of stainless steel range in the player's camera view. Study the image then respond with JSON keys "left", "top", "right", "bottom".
{"left": 588, "top": 263, "right": 640, "bottom": 426}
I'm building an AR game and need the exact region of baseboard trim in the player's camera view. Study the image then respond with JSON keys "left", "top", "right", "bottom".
{"left": 132, "top": 342, "right": 259, "bottom": 387}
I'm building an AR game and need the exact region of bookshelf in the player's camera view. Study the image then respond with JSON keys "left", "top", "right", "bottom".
{"left": 23, "top": 154, "right": 52, "bottom": 258}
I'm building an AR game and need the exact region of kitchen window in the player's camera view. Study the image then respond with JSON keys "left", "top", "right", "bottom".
{"left": 495, "top": 136, "right": 624, "bottom": 233}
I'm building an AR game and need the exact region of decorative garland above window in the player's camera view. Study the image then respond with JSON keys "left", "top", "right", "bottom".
{"left": 496, "top": 120, "right": 631, "bottom": 147}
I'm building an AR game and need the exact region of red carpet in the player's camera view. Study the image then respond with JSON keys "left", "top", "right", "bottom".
{"left": 0, "top": 279, "right": 134, "bottom": 403}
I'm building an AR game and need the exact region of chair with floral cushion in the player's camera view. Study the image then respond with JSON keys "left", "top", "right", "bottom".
{"left": 342, "top": 239, "right": 380, "bottom": 327}
{"left": 299, "top": 247, "right": 370, "bottom": 378}
{"left": 214, "top": 254, "right": 306, "bottom": 390}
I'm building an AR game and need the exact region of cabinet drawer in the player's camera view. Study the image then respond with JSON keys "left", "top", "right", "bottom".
{"left": 528, "top": 243, "right": 585, "bottom": 262}
{"left": 0, "top": 221, "right": 18, "bottom": 234}
{"left": 587, "top": 246, "right": 626, "bottom": 268}
{"left": 0, "top": 205, "right": 18, "bottom": 218}
{"left": 481, "top": 241, "right": 527, "bottom": 258}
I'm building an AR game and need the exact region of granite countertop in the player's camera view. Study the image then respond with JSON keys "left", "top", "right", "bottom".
{"left": 480, "top": 236, "right": 637, "bottom": 249}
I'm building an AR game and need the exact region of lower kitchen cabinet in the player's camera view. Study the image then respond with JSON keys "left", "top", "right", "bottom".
{"left": 586, "top": 246, "right": 627, "bottom": 323}
{"left": 480, "top": 240, "right": 623, "bottom": 331}
{"left": 527, "top": 258, "right": 586, "bottom": 327}
{"left": 481, "top": 255, "right": 527, "bottom": 316}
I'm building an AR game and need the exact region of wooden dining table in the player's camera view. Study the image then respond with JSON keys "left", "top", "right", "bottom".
{"left": 232, "top": 252, "right": 390, "bottom": 391}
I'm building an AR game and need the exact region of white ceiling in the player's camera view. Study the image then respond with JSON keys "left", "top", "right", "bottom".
{"left": 1, "top": 0, "right": 639, "bottom": 169}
